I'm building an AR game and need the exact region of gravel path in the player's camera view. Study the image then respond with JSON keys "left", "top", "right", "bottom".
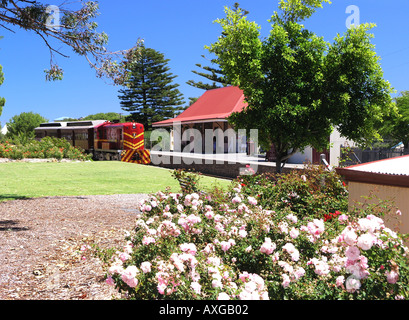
{"left": 0, "top": 194, "right": 148, "bottom": 300}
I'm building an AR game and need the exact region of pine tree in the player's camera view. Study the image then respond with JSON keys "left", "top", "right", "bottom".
{"left": 118, "top": 45, "right": 185, "bottom": 129}
{"left": 186, "top": 55, "right": 229, "bottom": 91}
{"left": 186, "top": 3, "right": 248, "bottom": 102}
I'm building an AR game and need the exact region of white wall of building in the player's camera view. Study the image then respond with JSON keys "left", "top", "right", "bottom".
{"left": 287, "top": 147, "right": 313, "bottom": 164}
{"left": 288, "top": 129, "right": 356, "bottom": 166}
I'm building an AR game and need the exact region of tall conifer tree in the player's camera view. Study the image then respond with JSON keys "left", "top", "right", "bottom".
{"left": 186, "top": 3, "right": 248, "bottom": 105}
{"left": 118, "top": 45, "right": 185, "bottom": 129}
{"left": 186, "top": 56, "right": 229, "bottom": 91}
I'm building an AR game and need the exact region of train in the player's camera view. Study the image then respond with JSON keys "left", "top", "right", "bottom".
{"left": 34, "top": 120, "right": 151, "bottom": 164}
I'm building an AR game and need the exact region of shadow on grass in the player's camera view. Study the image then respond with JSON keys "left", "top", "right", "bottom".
{"left": 0, "top": 220, "right": 30, "bottom": 232}
{"left": 0, "top": 194, "right": 32, "bottom": 202}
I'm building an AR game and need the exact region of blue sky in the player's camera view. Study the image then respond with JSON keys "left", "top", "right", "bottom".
{"left": 0, "top": 0, "right": 408, "bottom": 126}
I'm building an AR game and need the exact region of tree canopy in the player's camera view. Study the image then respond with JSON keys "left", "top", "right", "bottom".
{"left": 0, "top": 0, "right": 142, "bottom": 84}
{"left": 61, "top": 112, "right": 126, "bottom": 123}
{"left": 118, "top": 45, "right": 185, "bottom": 130}
{"left": 186, "top": 3, "right": 247, "bottom": 105}
{"left": 207, "top": 0, "right": 396, "bottom": 172}
{"left": 0, "top": 62, "right": 5, "bottom": 116}
{"left": 186, "top": 56, "right": 228, "bottom": 91}
{"left": 381, "top": 91, "right": 409, "bottom": 149}
{"left": 6, "top": 111, "right": 48, "bottom": 138}
{"left": 82, "top": 112, "right": 125, "bottom": 122}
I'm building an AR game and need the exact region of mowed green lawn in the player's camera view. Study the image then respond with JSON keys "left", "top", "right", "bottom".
{"left": 0, "top": 161, "right": 231, "bottom": 202}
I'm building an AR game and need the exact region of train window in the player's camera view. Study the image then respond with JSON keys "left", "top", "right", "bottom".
{"left": 40, "top": 123, "right": 62, "bottom": 127}
{"left": 47, "top": 130, "right": 58, "bottom": 137}
{"left": 35, "top": 131, "right": 45, "bottom": 139}
{"left": 61, "top": 132, "right": 72, "bottom": 140}
{"left": 67, "top": 121, "right": 93, "bottom": 127}
{"left": 75, "top": 131, "right": 88, "bottom": 140}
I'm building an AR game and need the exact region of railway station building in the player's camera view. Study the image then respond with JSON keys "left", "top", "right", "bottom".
{"left": 152, "top": 86, "right": 354, "bottom": 166}
{"left": 153, "top": 86, "right": 249, "bottom": 155}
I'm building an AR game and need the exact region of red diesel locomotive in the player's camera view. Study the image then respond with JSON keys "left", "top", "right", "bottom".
{"left": 34, "top": 120, "right": 151, "bottom": 164}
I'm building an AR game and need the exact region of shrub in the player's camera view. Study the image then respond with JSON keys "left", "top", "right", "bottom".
{"left": 45, "top": 147, "right": 63, "bottom": 160}
{"left": 171, "top": 169, "right": 202, "bottom": 194}
{"left": 238, "top": 164, "right": 349, "bottom": 221}
{"left": 0, "top": 141, "right": 14, "bottom": 158}
{"left": 0, "top": 136, "right": 92, "bottom": 161}
{"left": 100, "top": 170, "right": 409, "bottom": 300}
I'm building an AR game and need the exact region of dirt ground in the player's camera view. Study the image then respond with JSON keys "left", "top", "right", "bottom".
{"left": 0, "top": 194, "right": 147, "bottom": 300}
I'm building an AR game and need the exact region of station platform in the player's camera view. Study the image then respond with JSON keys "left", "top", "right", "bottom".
{"left": 149, "top": 151, "right": 306, "bottom": 179}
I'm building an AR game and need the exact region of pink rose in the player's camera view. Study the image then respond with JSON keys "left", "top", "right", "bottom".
{"left": 106, "top": 276, "right": 115, "bottom": 286}
{"left": 220, "top": 241, "right": 232, "bottom": 252}
{"left": 119, "top": 252, "right": 131, "bottom": 262}
{"left": 180, "top": 243, "right": 197, "bottom": 255}
{"left": 386, "top": 270, "right": 399, "bottom": 284}
{"left": 205, "top": 211, "right": 214, "bottom": 219}
{"left": 335, "top": 276, "right": 345, "bottom": 287}
{"left": 121, "top": 266, "right": 139, "bottom": 288}
{"left": 345, "top": 276, "right": 361, "bottom": 293}
{"left": 232, "top": 195, "right": 242, "bottom": 203}
{"left": 281, "top": 274, "right": 291, "bottom": 288}
{"left": 239, "top": 229, "right": 248, "bottom": 238}
{"left": 260, "top": 238, "right": 276, "bottom": 255}
{"left": 217, "top": 292, "right": 230, "bottom": 300}
{"left": 357, "top": 233, "right": 375, "bottom": 251}
{"left": 247, "top": 196, "right": 257, "bottom": 205}
{"left": 282, "top": 243, "right": 299, "bottom": 261}
{"left": 290, "top": 228, "right": 299, "bottom": 239}
{"left": 293, "top": 267, "right": 305, "bottom": 280}
{"left": 343, "top": 228, "right": 357, "bottom": 246}
{"left": 338, "top": 214, "right": 348, "bottom": 223}
{"left": 142, "top": 236, "right": 156, "bottom": 245}
{"left": 345, "top": 246, "right": 360, "bottom": 261}
{"left": 190, "top": 282, "right": 201, "bottom": 294}
{"left": 140, "top": 261, "right": 152, "bottom": 273}
{"left": 286, "top": 214, "right": 298, "bottom": 223}
{"left": 157, "top": 282, "right": 167, "bottom": 295}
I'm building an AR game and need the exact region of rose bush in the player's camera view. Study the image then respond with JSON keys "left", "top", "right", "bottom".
{"left": 101, "top": 168, "right": 409, "bottom": 300}
{"left": 238, "top": 164, "right": 349, "bottom": 220}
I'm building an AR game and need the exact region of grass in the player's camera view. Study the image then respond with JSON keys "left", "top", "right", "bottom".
{"left": 0, "top": 161, "right": 232, "bottom": 202}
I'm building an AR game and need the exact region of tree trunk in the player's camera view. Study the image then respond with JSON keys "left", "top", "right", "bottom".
{"left": 274, "top": 145, "right": 298, "bottom": 174}
{"left": 276, "top": 158, "right": 282, "bottom": 174}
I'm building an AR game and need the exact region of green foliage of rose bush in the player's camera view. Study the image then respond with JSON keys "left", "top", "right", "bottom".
{"left": 238, "top": 164, "right": 349, "bottom": 220}
{"left": 100, "top": 167, "right": 409, "bottom": 300}
{"left": 171, "top": 169, "right": 202, "bottom": 195}
{"left": 0, "top": 137, "right": 92, "bottom": 161}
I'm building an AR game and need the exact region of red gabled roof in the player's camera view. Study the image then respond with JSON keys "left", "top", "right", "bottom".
{"left": 152, "top": 86, "right": 247, "bottom": 127}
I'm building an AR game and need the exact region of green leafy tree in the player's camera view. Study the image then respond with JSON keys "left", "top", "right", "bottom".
{"left": 381, "top": 91, "right": 409, "bottom": 149}
{"left": 118, "top": 45, "right": 185, "bottom": 129}
{"left": 207, "top": 0, "right": 395, "bottom": 173}
{"left": 0, "top": 63, "right": 5, "bottom": 116}
{"left": 0, "top": 0, "right": 142, "bottom": 84}
{"left": 6, "top": 112, "right": 48, "bottom": 139}
{"left": 0, "top": 35, "right": 4, "bottom": 116}
{"left": 83, "top": 112, "right": 125, "bottom": 122}
{"left": 186, "top": 3, "right": 247, "bottom": 103}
